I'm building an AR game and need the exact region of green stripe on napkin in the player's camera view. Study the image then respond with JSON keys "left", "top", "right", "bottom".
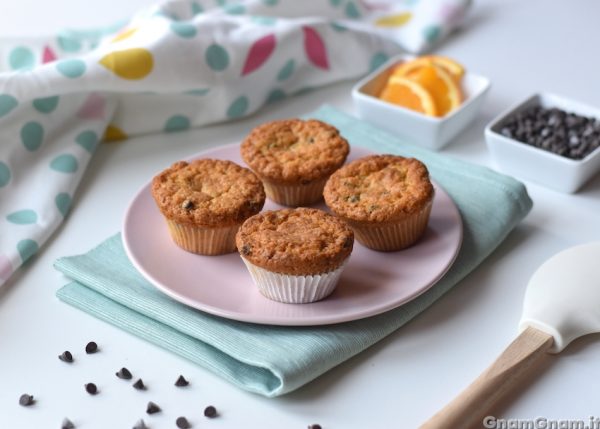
{"left": 54, "top": 105, "right": 532, "bottom": 397}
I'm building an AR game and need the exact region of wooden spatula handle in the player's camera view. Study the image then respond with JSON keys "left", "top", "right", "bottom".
{"left": 420, "top": 326, "right": 554, "bottom": 429}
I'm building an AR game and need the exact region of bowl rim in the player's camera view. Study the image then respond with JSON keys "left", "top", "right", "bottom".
{"left": 484, "top": 92, "right": 600, "bottom": 165}
{"left": 351, "top": 53, "right": 491, "bottom": 124}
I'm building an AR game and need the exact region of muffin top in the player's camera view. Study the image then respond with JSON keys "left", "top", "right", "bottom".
{"left": 324, "top": 155, "right": 434, "bottom": 223}
{"left": 151, "top": 159, "right": 265, "bottom": 227}
{"left": 240, "top": 119, "right": 350, "bottom": 184}
{"left": 236, "top": 208, "right": 354, "bottom": 275}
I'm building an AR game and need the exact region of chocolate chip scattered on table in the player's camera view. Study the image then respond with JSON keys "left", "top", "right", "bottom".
{"left": 85, "top": 341, "right": 98, "bottom": 354}
{"left": 174, "top": 375, "right": 189, "bottom": 387}
{"left": 146, "top": 401, "right": 161, "bottom": 414}
{"left": 18, "top": 394, "right": 34, "bottom": 406}
{"left": 133, "top": 378, "right": 146, "bottom": 390}
{"left": 58, "top": 350, "right": 73, "bottom": 363}
{"left": 176, "top": 416, "right": 191, "bottom": 428}
{"left": 116, "top": 367, "right": 133, "bottom": 380}
{"left": 61, "top": 417, "right": 75, "bottom": 429}
{"left": 84, "top": 383, "right": 98, "bottom": 395}
{"left": 203, "top": 405, "right": 217, "bottom": 418}
{"left": 499, "top": 105, "right": 600, "bottom": 159}
{"left": 133, "top": 418, "right": 148, "bottom": 429}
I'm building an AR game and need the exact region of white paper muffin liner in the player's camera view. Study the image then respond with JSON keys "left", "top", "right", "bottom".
{"left": 240, "top": 257, "right": 347, "bottom": 304}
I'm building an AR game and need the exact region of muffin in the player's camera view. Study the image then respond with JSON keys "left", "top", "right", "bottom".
{"left": 151, "top": 159, "right": 265, "bottom": 255}
{"left": 324, "top": 155, "right": 434, "bottom": 251}
{"left": 240, "top": 119, "right": 350, "bottom": 206}
{"left": 236, "top": 208, "right": 354, "bottom": 303}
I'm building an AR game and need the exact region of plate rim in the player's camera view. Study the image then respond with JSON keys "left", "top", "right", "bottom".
{"left": 122, "top": 143, "right": 463, "bottom": 326}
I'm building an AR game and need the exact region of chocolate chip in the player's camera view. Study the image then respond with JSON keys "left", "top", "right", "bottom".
{"left": 59, "top": 351, "right": 73, "bottom": 363}
{"left": 308, "top": 425, "right": 322, "bottom": 429}
{"left": 133, "top": 419, "right": 148, "bottom": 429}
{"left": 84, "top": 383, "right": 98, "bottom": 395}
{"left": 85, "top": 341, "right": 98, "bottom": 354}
{"left": 146, "top": 401, "right": 161, "bottom": 414}
{"left": 182, "top": 199, "right": 194, "bottom": 210}
{"left": 240, "top": 244, "right": 252, "bottom": 256}
{"left": 176, "top": 416, "right": 191, "bottom": 428}
{"left": 343, "top": 237, "right": 353, "bottom": 249}
{"left": 174, "top": 375, "right": 189, "bottom": 387}
{"left": 133, "top": 379, "right": 146, "bottom": 390}
{"left": 203, "top": 406, "right": 217, "bottom": 418}
{"left": 62, "top": 417, "right": 75, "bottom": 429}
{"left": 19, "top": 394, "right": 34, "bottom": 406}
{"left": 499, "top": 105, "right": 600, "bottom": 160}
{"left": 116, "top": 367, "right": 133, "bottom": 380}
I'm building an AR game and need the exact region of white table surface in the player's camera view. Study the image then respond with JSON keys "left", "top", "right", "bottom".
{"left": 1, "top": 1, "right": 600, "bottom": 428}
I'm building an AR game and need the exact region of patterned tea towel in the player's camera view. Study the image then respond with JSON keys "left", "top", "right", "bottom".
{"left": 0, "top": 0, "right": 471, "bottom": 286}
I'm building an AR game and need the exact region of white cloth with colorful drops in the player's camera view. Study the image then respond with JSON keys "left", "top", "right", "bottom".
{"left": 0, "top": 0, "right": 470, "bottom": 286}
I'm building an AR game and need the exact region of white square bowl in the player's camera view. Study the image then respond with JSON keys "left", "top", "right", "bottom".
{"left": 352, "top": 54, "right": 491, "bottom": 150}
{"left": 484, "top": 93, "right": 600, "bottom": 193}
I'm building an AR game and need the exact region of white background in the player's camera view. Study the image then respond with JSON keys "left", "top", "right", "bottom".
{"left": 1, "top": 0, "right": 600, "bottom": 428}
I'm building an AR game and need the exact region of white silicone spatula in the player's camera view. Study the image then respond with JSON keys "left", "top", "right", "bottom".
{"left": 421, "top": 242, "right": 600, "bottom": 429}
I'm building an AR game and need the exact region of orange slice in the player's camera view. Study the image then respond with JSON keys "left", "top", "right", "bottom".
{"left": 393, "top": 55, "right": 465, "bottom": 82}
{"left": 379, "top": 76, "right": 437, "bottom": 117}
{"left": 409, "top": 65, "right": 463, "bottom": 116}
{"left": 426, "top": 55, "right": 465, "bottom": 80}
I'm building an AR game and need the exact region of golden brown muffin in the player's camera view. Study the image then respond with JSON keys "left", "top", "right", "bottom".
{"left": 324, "top": 155, "right": 434, "bottom": 251}
{"left": 151, "top": 159, "right": 265, "bottom": 255}
{"left": 236, "top": 208, "right": 353, "bottom": 303}
{"left": 240, "top": 119, "right": 350, "bottom": 206}
{"left": 236, "top": 208, "right": 353, "bottom": 276}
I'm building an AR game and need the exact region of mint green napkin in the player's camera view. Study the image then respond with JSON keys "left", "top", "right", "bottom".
{"left": 54, "top": 105, "right": 533, "bottom": 397}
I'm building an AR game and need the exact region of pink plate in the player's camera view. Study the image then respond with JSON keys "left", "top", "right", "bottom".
{"left": 122, "top": 144, "right": 463, "bottom": 326}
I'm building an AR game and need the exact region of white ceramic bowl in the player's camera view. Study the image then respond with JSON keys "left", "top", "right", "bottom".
{"left": 352, "top": 54, "right": 491, "bottom": 150}
{"left": 485, "top": 93, "right": 600, "bottom": 193}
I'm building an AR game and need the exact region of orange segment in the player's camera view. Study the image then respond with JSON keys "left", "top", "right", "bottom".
{"left": 393, "top": 55, "right": 465, "bottom": 82}
{"left": 409, "top": 65, "right": 462, "bottom": 116}
{"left": 393, "top": 57, "right": 433, "bottom": 78}
{"left": 426, "top": 55, "right": 465, "bottom": 80}
{"left": 379, "top": 76, "right": 437, "bottom": 117}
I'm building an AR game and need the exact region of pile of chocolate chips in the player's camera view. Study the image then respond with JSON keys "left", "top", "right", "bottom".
{"left": 498, "top": 105, "right": 600, "bottom": 160}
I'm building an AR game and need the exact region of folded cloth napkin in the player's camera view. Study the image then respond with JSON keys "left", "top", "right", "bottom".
{"left": 0, "top": 0, "right": 471, "bottom": 287}
{"left": 54, "top": 105, "right": 533, "bottom": 397}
